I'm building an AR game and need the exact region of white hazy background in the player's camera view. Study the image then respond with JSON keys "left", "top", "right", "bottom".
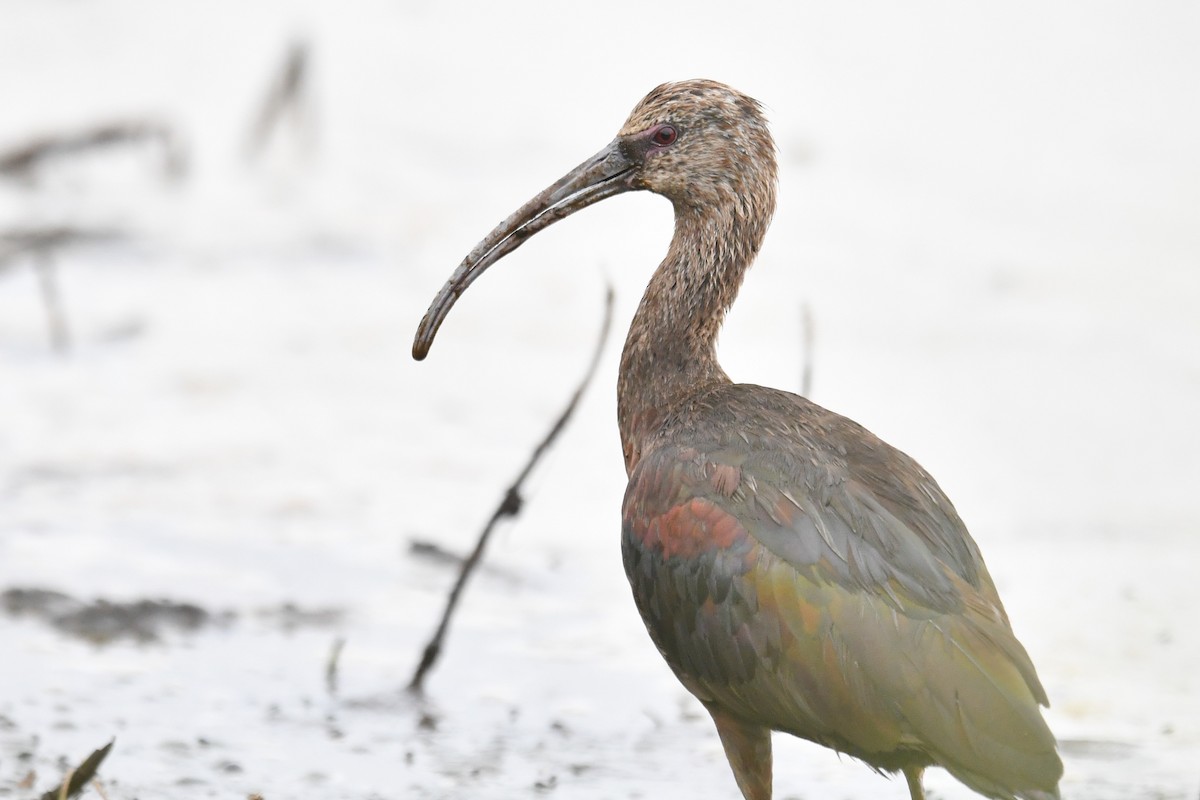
{"left": 1, "top": 2, "right": 1197, "bottom": 798}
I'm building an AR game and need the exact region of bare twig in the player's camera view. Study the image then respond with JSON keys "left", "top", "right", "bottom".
{"left": 39, "top": 739, "right": 114, "bottom": 800}
{"left": 0, "top": 121, "right": 185, "bottom": 180}
{"left": 408, "top": 284, "right": 615, "bottom": 693}
{"left": 1, "top": 227, "right": 123, "bottom": 352}
{"left": 246, "top": 39, "right": 314, "bottom": 160}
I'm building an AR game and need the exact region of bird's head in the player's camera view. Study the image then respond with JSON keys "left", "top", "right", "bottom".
{"left": 617, "top": 79, "right": 777, "bottom": 212}
{"left": 413, "top": 80, "right": 777, "bottom": 360}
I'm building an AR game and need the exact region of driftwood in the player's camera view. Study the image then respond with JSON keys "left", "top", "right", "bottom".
{"left": 0, "top": 120, "right": 185, "bottom": 180}
{"left": 408, "top": 285, "right": 615, "bottom": 693}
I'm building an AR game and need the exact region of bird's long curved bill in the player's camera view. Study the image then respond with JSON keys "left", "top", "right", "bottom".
{"left": 412, "top": 139, "right": 635, "bottom": 360}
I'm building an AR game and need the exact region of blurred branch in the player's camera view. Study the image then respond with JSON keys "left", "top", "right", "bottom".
{"left": 245, "top": 39, "right": 315, "bottom": 161}
{"left": 0, "top": 227, "right": 122, "bottom": 264}
{"left": 0, "top": 228, "right": 124, "bottom": 353}
{"left": 0, "top": 120, "right": 186, "bottom": 181}
{"left": 2, "top": 229, "right": 112, "bottom": 352}
{"left": 408, "top": 283, "right": 615, "bottom": 693}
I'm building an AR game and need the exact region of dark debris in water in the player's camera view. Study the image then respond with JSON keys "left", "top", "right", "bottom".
{"left": 1, "top": 586, "right": 343, "bottom": 644}
{"left": 2, "top": 587, "right": 223, "bottom": 644}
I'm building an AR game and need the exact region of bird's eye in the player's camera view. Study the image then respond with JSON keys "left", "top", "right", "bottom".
{"left": 651, "top": 125, "right": 678, "bottom": 147}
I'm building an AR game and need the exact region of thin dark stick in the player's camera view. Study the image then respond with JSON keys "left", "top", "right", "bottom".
{"left": 1, "top": 228, "right": 118, "bottom": 354}
{"left": 245, "top": 40, "right": 313, "bottom": 160}
{"left": 3, "top": 228, "right": 124, "bottom": 352}
{"left": 408, "top": 284, "right": 615, "bottom": 693}
{"left": 0, "top": 121, "right": 184, "bottom": 180}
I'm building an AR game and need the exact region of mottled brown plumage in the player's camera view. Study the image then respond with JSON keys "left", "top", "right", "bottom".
{"left": 414, "top": 80, "right": 1062, "bottom": 800}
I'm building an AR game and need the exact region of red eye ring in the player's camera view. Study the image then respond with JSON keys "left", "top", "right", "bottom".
{"left": 651, "top": 125, "right": 678, "bottom": 147}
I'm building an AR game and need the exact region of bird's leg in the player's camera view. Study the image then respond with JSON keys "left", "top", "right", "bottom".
{"left": 706, "top": 706, "right": 772, "bottom": 800}
{"left": 903, "top": 765, "right": 926, "bottom": 800}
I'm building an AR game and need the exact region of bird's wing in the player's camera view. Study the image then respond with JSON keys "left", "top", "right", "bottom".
{"left": 621, "top": 431, "right": 1061, "bottom": 795}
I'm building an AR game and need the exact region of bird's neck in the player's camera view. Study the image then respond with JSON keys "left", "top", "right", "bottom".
{"left": 617, "top": 202, "right": 770, "bottom": 473}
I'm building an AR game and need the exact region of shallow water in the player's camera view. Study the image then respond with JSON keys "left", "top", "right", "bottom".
{"left": 2, "top": 2, "right": 1198, "bottom": 798}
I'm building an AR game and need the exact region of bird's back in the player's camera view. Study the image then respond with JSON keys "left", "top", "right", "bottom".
{"left": 621, "top": 382, "right": 1062, "bottom": 799}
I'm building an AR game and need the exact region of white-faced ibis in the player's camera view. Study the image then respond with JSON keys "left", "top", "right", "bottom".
{"left": 413, "top": 80, "right": 1062, "bottom": 800}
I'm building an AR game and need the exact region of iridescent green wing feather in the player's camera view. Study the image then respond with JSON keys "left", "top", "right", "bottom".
{"left": 621, "top": 386, "right": 1061, "bottom": 798}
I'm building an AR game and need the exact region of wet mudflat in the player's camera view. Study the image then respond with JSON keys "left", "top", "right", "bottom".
{"left": 2, "top": 2, "right": 1198, "bottom": 798}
